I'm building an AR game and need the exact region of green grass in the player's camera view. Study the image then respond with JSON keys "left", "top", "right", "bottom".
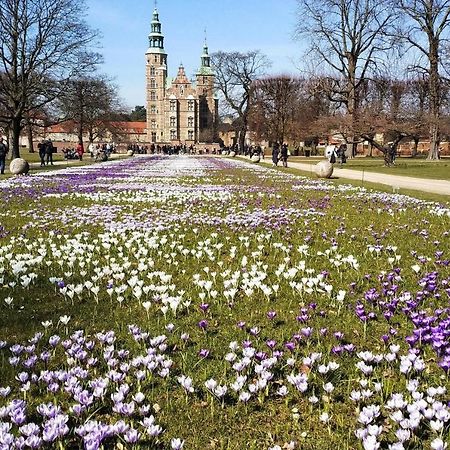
{"left": 0, "top": 157, "right": 449, "bottom": 449}
{"left": 288, "top": 156, "right": 450, "bottom": 180}
{"left": 0, "top": 149, "right": 128, "bottom": 178}
{"left": 250, "top": 158, "right": 450, "bottom": 203}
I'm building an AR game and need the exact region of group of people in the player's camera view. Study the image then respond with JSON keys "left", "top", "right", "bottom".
{"left": 272, "top": 142, "right": 289, "bottom": 167}
{"left": 38, "top": 140, "right": 55, "bottom": 166}
{"left": 88, "top": 142, "right": 116, "bottom": 161}
{"left": 328, "top": 144, "right": 348, "bottom": 164}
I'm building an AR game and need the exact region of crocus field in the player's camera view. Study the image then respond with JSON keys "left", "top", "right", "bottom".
{"left": 0, "top": 155, "right": 449, "bottom": 450}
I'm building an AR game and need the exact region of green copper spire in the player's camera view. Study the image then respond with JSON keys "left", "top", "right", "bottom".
{"left": 197, "top": 33, "right": 214, "bottom": 76}
{"left": 147, "top": 4, "right": 165, "bottom": 54}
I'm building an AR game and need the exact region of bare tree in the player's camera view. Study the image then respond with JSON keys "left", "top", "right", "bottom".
{"left": 396, "top": 0, "right": 450, "bottom": 159}
{"left": 56, "top": 75, "right": 123, "bottom": 146}
{"left": 211, "top": 50, "right": 271, "bottom": 151}
{"left": 295, "top": 0, "right": 396, "bottom": 155}
{"left": 250, "top": 76, "right": 305, "bottom": 144}
{"left": 0, "top": 0, "right": 100, "bottom": 158}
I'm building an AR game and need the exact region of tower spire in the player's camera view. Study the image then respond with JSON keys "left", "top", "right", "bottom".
{"left": 197, "top": 31, "right": 213, "bottom": 75}
{"left": 147, "top": 1, "right": 165, "bottom": 54}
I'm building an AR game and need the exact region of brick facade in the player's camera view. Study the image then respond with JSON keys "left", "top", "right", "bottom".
{"left": 145, "top": 8, "right": 218, "bottom": 145}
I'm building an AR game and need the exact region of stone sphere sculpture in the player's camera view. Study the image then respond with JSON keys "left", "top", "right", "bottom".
{"left": 221, "top": 150, "right": 228, "bottom": 156}
{"left": 229, "top": 151, "right": 236, "bottom": 157}
{"left": 9, "top": 158, "right": 30, "bottom": 175}
{"left": 127, "top": 150, "right": 134, "bottom": 156}
{"left": 315, "top": 160, "right": 333, "bottom": 178}
{"left": 251, "top": 155, "right": 261, "bottom": 163}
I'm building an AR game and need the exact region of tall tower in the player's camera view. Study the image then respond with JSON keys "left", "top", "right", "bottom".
{"left": 145, "top": 7, "right": 167, "bottom": 143}
{"left": 196, "top": 39, "right": 218, "bottom": 142}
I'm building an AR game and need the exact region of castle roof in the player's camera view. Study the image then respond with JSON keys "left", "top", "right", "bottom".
{"left": 172, "top": 64, "right": 191, "bottom": 85}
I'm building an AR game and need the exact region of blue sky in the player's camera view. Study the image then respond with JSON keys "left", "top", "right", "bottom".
{"left": 86, "top": 0, "right": 301, "bottom": 110}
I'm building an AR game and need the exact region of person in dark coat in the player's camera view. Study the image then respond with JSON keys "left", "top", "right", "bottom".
{"left": 45, "top": 140, "right": 54, "bottom": 165}
{"left": 0, "top": 138, "right": 8, "bottom": 174}
{"left": 38, "top": 141, "right": 46, "bottom": 167}
{"left": 280, "top": 143, "right": 289, "bottom": 167}
{"left": 272, "top": 142, "right": 280, "bottom": 166}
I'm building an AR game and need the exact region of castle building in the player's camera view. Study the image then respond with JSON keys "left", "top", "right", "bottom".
{"left": 145, "top": 7, "right": 218, "bottom": 145}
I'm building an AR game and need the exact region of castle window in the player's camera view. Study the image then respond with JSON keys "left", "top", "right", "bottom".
{"left": 150, "top": 91, "right": 156, "bottom": 101}
{"left": 150, "top": 66, "right": 156, "bottom": 76}
{"left": 170, "top": 130, "right": 177, "bottom": 140}
{"left": 188, "top": 116, "right": 194, "bottom": 127}
{"left": 150, "top": 105, "right": 157, "bottom": 114}
{"left": 188, "top": 100, "right": 194, "bottom": 111}
{"left": 150, "top": 78, "right": 156, "bottom": 88}
{"left": 151, "top": 120, "right": 157, "bottom": 129}
{"left": 170, "top": 100, "right": 176, "bottom": 112}
{"left": 151, "top": 132, "right": 157, "bottom": 142}
{"left": 188, "top": 130, "right": 194, "bottom": 140}
{"left": 154, "top": 56, "right": 158, "bottom": 62}
{"left": 170, "top": 116, "right": 176, "bottom": 127}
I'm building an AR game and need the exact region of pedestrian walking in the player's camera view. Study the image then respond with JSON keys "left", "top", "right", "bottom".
{"left": 45, "top": 140, "right": 54, "bottom": 165}
{"left": 280, "top": 143, "right": 289, "bottom": 167}
{"left": 38, "top": 141, "right": 46, "bottom": 166}
{"left": 272, "top": 142, "right": 280, "bottom": 167}
{"left": 0, "top": 138, "right": 8, "bottom": 175}
{"left": 329, "top": 146, "right": 337, "bottom": 164}
{"left": 339, "top": 144, "right": 347, "bottom": 164}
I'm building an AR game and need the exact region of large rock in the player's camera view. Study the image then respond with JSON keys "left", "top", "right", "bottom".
{"left": 315, "top": 160, "right": 333, "bottom": 178}
{"left": 251, "top": 155, "right": 260, "bottom": 163}
{"left": 9, "top": 158, "right": 30, "bottom": 175}
{"left": 229, "top": 151, "right": 236, "bottom": 157}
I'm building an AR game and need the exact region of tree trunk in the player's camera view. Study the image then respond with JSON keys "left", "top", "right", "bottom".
{"left": 27, "top": 122, "right": 34, "bottom": 153}
{"left": 383, "top": 151, "right": 393, "bottom": 167}
{"left": 11, "top": 117, "right": 22, "bottom": 159}
{"left": 78, "top": 126, "right": 84, "bottom": 147}
{"left": 428, "top": 43, "right": 440, "bottom": 160}
{"left": 361, "top": 134, "right": 395, "bottom": 166}
{"left": 238, "top": 120, "right": 247, "bottom": 153}
{"left": 428, "top": 122, "right": 440, "bottom": 160}
{"left": 411, "top": 137, "right": 419, "bottom": 158}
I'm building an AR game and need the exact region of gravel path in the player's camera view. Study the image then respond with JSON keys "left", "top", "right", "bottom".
{"left": 244, "top": 157, "right": 450, "bottom": 196}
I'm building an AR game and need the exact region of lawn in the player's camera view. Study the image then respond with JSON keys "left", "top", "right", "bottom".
{"left": 0, "top": 156, "right": 449, "bottom": 450}
{"left": 1, "top": 150, "right": 127, "bottom": 179}
{"left": 288, "top": 156, "right": 450, "bottom": 181}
